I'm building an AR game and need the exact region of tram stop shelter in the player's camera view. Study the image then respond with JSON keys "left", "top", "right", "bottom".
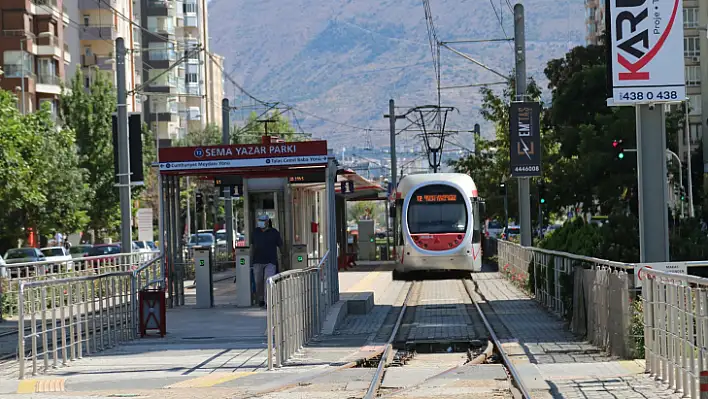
{"left": 157, "top": 136, "right": 340, "bottom": 308}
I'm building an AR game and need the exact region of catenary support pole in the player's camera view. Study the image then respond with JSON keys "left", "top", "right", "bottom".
{"left": 116, "top": 38, "right": 133, "bottom": 253}
{"left": 514, "top": 4, "right": 531, "bottom": 247}
{"left": 636, "top": 104, "right": 670, "bottom": 263}
{"left": 685, "top": 100, "right": 695, "bottom": 217}
{"left": 387, "top": 100, "right": 398, "bottom": 252}
{"left": 223, "top": 99, "right": 234, "bottom": 259}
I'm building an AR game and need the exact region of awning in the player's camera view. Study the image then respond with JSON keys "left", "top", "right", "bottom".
{"left": 294, "top": 168, "right": 386, "bottom": 201}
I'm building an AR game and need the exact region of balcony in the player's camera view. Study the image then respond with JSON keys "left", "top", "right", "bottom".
{"left": 2, "top": 64, "right": 33, "bottom": 79}
{"left": 63, "top": 44, "right": 71, "bottom": 63}
{"left": 36, "top": 74, "right": 61, "bottom": 94}
{"left": 36, "top": 35, "right": 62, "bottom": 58}
{"left": 79, "top": 24, "right": 117, "bottom": 41}
{"left": 79, "top": 0, "right": 116, "bottom": 10}
{"left": 33, "top": 0, "right": 60, "bottom": 17}
{"left": 81, "top": 54, "right": 115, "bottom": 71}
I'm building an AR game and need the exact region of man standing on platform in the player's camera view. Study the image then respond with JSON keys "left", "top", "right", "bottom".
{"left": 252, "top": 214, "right": 282, "bottom": 308}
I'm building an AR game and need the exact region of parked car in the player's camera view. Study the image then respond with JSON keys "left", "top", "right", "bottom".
{"left": 485, "top": 220, "right": 504, "bottom": 238}
{"left": 3, "top": 247, "right": 47, "bottom": 277}
{"left": 501, "top": 225, "right": 521, "bottom": 241}
{"left": 69, "top": 244, "right": 93, "bottom": 259}
{"left": 186, "top": 233, "right": 215, "bottom": 258}
{"left": 40, "top": 246, "right": 74, "bottom": 273}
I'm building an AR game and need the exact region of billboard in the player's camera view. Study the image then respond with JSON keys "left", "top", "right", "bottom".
{"left": 606, "top": 0, "right": 686, "bottom": 105}
{"left": 509, "top": 101, "right": 542, "bottom": 178}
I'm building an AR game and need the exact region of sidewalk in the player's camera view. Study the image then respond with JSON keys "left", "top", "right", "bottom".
{"left": 471, "top": 272, "right": 682, "bottom": 399}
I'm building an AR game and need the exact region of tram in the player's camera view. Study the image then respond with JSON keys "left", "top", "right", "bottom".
{"left": 393, "top": 173, "right": 484, "bottom": 273}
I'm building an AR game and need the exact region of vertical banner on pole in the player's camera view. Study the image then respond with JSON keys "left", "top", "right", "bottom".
{"left": 606, "top": 0, "right": 686, "bottom": 263}
{"left": 509, "top": 101, "right": 542, "bottom": 178}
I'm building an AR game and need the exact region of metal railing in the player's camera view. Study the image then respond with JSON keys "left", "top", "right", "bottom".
{"left": 495, "top": 239, "right": 636, "bottom": 358}
{"left": 15, "top": 254, "right": 163, "bottom": 379}
{"left": 267, "top": 251, "right": 329, "bottom": 369}
{"left": 640, "top": 267, "right": 708, "bottom": 399}
{"left": 1, "top": 251, "right": 159, "bottom": 319}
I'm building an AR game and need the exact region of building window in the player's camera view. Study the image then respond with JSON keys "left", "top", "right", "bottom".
{"left": 689, "top": 94, "right": 702, "bottom": 116}
{"left": 685, "top": 36, "right": 700, "bottom": 58}
{"left": 39, "top": 99, "right": 57, "bottom": 119}
{"left": 147, "top": 16, "right": 174, "bottom": 34}
{"left": 3, "top": 50, "right": 33, "bottom": 77}
{"left": 183, "top": 0, "right": 197, "bottom": 14}
{"left": 83, "top": 15, "right": 90, "bottom": 26}
{"left": 686, "top": 65, "right": 701, "bottom": 86}
{"left": 684, "top": 8, "right": 699, "bottom": 28}
{"left": 148, "top": 42, "right": 175, "bottom": 61}
{"left": 186, "top": 72, "right": 198, "bottom": 83}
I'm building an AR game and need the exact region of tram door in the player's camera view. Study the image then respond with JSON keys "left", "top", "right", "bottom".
{"left": 248, "top": 191, "right": 288, "bottom": 270}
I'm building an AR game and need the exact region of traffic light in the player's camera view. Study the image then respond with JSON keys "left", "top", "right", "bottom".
{"left": 613, "top": 139, "right": 625, "bottom": 159}
{"left": 196, "top": 192, "right": 204, "bottom": 212}
{"left": 680, "top": 187, "right": 686, "bottom": 202}
{"left": 537, "top": 181, "right": 546, "bottom": 204}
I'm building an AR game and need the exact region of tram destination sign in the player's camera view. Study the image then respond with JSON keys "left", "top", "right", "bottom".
{"left": 158, "top": 141, "right": 328, "bottom": 172}
{"left": 414, "top": 194, "right": 458, "bottom": 203}
{"left": 509, "top": 101, "right": 542, "bottom": 178}
{"left": 606, "top": 0, "right": 686, "bottom": 105}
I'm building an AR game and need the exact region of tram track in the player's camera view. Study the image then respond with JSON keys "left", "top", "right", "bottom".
{"left": 246, "top": 273, "right": 531, "bottom": 399}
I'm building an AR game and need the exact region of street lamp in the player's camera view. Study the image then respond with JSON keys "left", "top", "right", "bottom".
{"left": 19, "top": 31, "right": 52, "bottom": 114}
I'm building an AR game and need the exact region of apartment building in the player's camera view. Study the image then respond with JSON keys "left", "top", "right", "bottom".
{"left": 585, "top": 0, "right": 708, "bottom": 162}
{"left": 77, "top": 0, "right": 141, "bottom": 113}
{"left": 140, "top": 0, "right": 224, "bottom": 141}
{"left": 0, "top": 0, "right": 72, "bottom": 117}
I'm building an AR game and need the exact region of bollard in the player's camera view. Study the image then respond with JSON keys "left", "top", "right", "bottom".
{"left": 701, "top": 371, "right": 708, "bottom": 398}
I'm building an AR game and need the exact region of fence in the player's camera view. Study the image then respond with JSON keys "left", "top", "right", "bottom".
{"left": 1, "top": 251, "right": 159, "bottom": 319}
{"left": 16, "top": 255, "right": 163, "bottom": 379}
{"left": 495, "top": 238, "right": 636, "bottom": 358}
{"left": 640, "top": 266, "right": 708, "bottom": 399}
{"left": 266, "top": 251, "right": 330, "bottom": 369}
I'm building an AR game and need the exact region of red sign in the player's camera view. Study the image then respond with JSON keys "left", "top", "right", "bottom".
{"left": 158, "top": 141, "right": 328, "bottom": 172}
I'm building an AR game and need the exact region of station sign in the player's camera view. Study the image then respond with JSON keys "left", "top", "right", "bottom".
{"left": 158, "top": 141, "right": 329, "bottom": 173}
{"left": 288, "top": 170, "right": 326, "bottom": 184}
{"left": 606, "top": 0, "right": 686, "bottom": 105}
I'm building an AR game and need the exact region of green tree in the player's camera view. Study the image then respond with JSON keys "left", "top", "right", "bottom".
{"left": 60, "top": 70, "right": 119, "bottom": 240}
{"left": 232, "top": 110, "right": 301, "bottom": 144}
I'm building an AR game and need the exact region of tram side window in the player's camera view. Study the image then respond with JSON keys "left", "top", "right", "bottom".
{"left": 396, "top": 199, "right": 404, "bottom": 244}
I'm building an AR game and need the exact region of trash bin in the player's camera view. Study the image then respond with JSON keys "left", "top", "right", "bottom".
{"left": 139, "top": 287, "right": 166, "bottom": 337}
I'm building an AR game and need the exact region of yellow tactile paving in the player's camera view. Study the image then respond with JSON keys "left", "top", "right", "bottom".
{"left": 345, "top": 265, "right": 388, "bottom": 293}
{"left": 165, "top": 372, "right": 254, "bottom": 389}
{"left": 17, "top": 378, "right": 65, "bottom": 393}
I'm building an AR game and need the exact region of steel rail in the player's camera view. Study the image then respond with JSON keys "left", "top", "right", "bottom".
{"left": 363, "top": 281, "right": 416, "bottom": 399}
{"left": 463, "top": 278, "right": 532, "bottom": 399}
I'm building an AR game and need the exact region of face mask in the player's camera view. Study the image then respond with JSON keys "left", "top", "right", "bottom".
{"left": 256, "top": 221, "right": 266, "bottom": 229}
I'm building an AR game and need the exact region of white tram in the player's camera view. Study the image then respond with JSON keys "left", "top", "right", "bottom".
{"left": 393, "top": 173, "right": 484, "bottom": 273}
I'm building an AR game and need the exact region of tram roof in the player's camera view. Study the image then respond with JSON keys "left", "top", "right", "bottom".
{"left": 396, "top": 173, "right": 477, "bottom": 197}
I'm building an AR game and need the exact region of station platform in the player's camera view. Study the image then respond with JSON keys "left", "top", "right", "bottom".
{"left": 0, "top": 263, "right": 684, "bottom": 398}
{"left": 0, "top": 262, "right": 403, "bottom": 397}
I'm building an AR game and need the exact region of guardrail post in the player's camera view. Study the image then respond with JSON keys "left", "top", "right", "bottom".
{"left": 18, "top": 283, "right": 25, "bottom": 379}
{"left": 267, "top": 279, "right": 274, "bottom": 370}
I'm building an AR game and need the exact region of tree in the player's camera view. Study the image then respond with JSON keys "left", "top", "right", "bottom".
{"left": 60, "top": 70, "right": 119, "bottom": 240}
{"left": 0, "top": 90, "right": 88, "bottom": 250}
{"left": 232, "top": 110, "right": 301, "bottom": 144}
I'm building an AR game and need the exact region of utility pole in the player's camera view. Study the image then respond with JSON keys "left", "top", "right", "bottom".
{"left": 223, "top": 98, "right": 235, "bottom": 258}
{"left": 384, "top": 99, "right": 405, "bottom": 251}
{"left": 116, "top": 38, "right": 132, "bottom": 252}
{"left": 685, "top": 101, "right": 695, "bottom": 217}
{"left": 514, "top": 4, "right": 532, "bottom": 247}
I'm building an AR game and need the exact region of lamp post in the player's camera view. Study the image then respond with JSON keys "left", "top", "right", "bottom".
{"left": 19, "top": 31, "right": 53, "bottom": 114}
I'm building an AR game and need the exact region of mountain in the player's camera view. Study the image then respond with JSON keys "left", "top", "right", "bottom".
{"left": 208, "top": 0, "right": 585, "bottom": 149}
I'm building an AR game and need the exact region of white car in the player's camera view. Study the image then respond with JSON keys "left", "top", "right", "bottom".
{"left": 40, "top": 246, "right": 74, "bottom": 273}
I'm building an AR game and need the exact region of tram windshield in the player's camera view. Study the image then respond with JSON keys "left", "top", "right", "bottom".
{"left": 407, "top": 185, "right": 468, "bottom": 234}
